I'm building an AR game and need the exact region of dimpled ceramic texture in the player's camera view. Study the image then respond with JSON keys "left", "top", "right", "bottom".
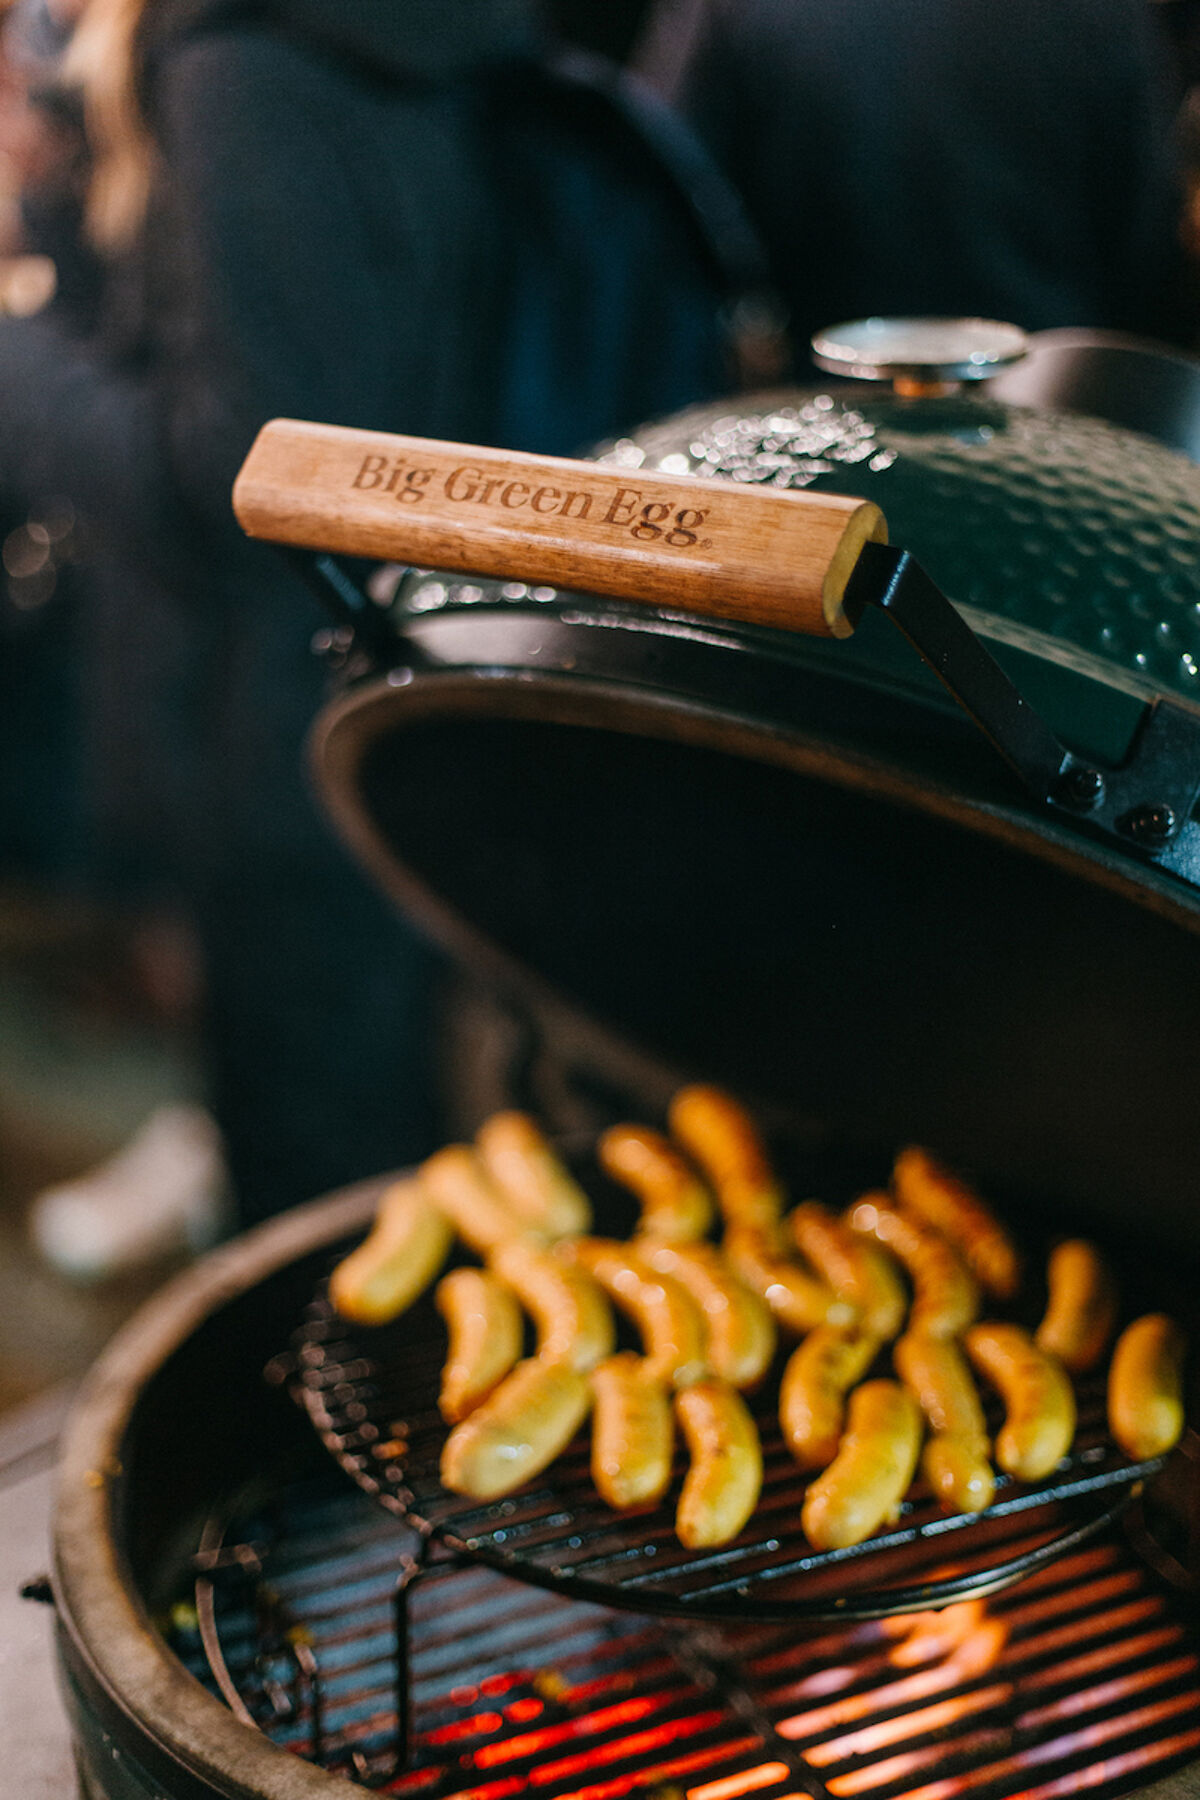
{"left": 627, "top": 392, "right": 1200, "bottom": 703}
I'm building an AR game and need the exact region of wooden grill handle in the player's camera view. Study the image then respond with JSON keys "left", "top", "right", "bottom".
{"left": 233, "top": 420, "right": 888, "bottom": 639}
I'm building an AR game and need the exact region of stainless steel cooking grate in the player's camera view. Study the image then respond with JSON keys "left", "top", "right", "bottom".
{"left": 289, "top": 1278, "right": 1162, "bottom": 1624}
{"left": 170, "top": 1469, "right": 1200, "bottom": 1800}
{"left": 175, "top": 1474, "right": 776, "bottom": 1792}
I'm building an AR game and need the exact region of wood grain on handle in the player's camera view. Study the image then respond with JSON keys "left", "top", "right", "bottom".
{"left": 233, "top": 420, "right": 887, "bottom": 638}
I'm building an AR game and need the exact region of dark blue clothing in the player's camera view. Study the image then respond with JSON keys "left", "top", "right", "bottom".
{"left": 0, "top": 0, "right": 739, "bottom": 1220}
{"left": 646, "top": 0, "right": 1189, "bottom": 363}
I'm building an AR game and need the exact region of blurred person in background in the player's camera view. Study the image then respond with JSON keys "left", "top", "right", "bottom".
{"left": 0, "top": 0, "right": 207, "bottom": 1009}
{"left": 635, "top": 0, "right": 1191, "bottom": 369}
{"left": 0, "top": 0, "right": 750, "bottom": 1260}
{"left": 0, "top": 0, "right": 94, "bottom": 314}
{"left": 0, "top": 0, "right": 95, "bottom": 897}
{"left": 545, "top": 0, "right": 651, "bottom": 61}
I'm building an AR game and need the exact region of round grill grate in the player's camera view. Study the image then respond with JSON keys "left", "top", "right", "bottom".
{"left": 290, "top": 1277, "right": 1160, "bottom": 1624}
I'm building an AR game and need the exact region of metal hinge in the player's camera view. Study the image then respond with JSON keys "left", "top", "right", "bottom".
{"left": 845, "top": 541, "right": 1200, "bottom": 890}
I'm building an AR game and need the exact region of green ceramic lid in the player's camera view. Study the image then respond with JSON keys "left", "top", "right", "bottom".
{"left": 618, "top": 386, "right": 1200, "bottom": 757}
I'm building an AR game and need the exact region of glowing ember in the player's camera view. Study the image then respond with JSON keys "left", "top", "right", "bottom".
{"left": 1018, "top": 1652, "right": 1198, "bottom": 1724}
{"left": 506, "top": 1698, "right": 546, "bottom": 1724}
{"left": 531, "top": 1709, "right": 730, "bottom": 1784}
{"left": 804, "top": 1684, "right": 1013, "bottom": 1764}
{"left": 881, "top": 1690, "right": 1200, "bottom": 1800}
{"left": 687, "top": 1762, "right": 791, "bottom": 1800}
{"left": 424, "top": 1711, "right": 504, "bottom": 1747}
{"left": 815, "top": 1611, "right": 1196, "bottom": 1796}
{"left": 826, "top": 1726, "right": 1008, "bottom": 1796}
{"left": 473, "top": 1693, "right": 695, "bottom": 1769}
{"left": 548, "top": 1733, "right": 760, "bottom": 1800}
{"left": 1005, "top": 1723, "right": 1200, "bottom": 1800}
{"left": 559, "top": 1658, "right": 678, "bottom": 1708}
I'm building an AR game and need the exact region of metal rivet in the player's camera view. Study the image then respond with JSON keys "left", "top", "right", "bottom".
{"left": 1121, "top": 803, "right": 1178, "bottom": 847}
{"left": 1056, "top": 766, "right": 1106, "bottom": 812}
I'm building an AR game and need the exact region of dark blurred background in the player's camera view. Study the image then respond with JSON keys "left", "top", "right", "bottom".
{"left": 0, "top": 0, "right": 670, "bottom": 1416}
{"left": 547, "top": 0, "right": 652, "bottom": 59}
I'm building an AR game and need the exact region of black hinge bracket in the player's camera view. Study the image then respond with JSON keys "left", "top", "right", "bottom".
{"left": 845, "top": 541, "right": 1200, "bottom": 889}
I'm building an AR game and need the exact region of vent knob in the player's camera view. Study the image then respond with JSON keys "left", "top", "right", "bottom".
{"left": 811, "top": 316, "right": 1029, "bottom": 396}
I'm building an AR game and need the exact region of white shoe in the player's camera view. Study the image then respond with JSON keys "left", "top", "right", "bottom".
{"left": 29, "top": 1104, "right": 229, "bottom": 1282}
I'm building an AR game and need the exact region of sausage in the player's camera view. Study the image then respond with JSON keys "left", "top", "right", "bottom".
{"left": 599, "top": 1122, "right": 714, "bottom": 1242}
{"left": 845, "top": 1193, "right": 980, "bottom": 1339}
{"left": 893, "top": 1330, "right": 988, "bottom": 1444}
{"left": 787, "top": 1201, "right": 908, "bottom": 1340}
{"left": 590, "top": 1352, "right": 674, "bottom": 1509}
{"left": 778, "top": 1324, "right": 880, "bottom": 1470}
{"left": 964, "top": 1322, "right": 1075, "bottom": 1482}
{"left": 420, "top": 1144, "right": 529, "bottom": 1255}
{"left": 723, "top": 1223, "right": 855, "bottom": 1335}
{"left": 440, "top": 1355, "right": 591, "bottom": 1500}
{"left": 801, "top": 1379, "right": 924, "bottom": 1551}
{"left": 490, "top": 1237, "right": 615, "bottom": 1372}
{"left": 893, "top": 1331, "right": 994, "bottom": 1515}
{"left": 1035, "top": 1239, "right": 1118, "bottom": 1374}
{"left": 638, "top": 1239, "right": 776, "bottom": 1390}
{"left": 1107, "top": 1313, "right": 1187, "bottom": 1461}
{"left": 921, "top": 1434, "right": 996, "bottom": 1516}
{"left": 435, "top": 1266, "right": 525, "bottom": 1423}
{"left": 565, "top": 1238, "right": 708, "bottom": 1388}
{"left": 667, "top": 1084, "right": 785, "bottom": 1232}
{"left": 891, "top": 1148, "right": 1020, "bottom": 1300}
{"left": 475, "top": 1111, "right": 592, "bottom": 1240}
{"left": 328, "top": 1178, "right": 454, "bottom": 1325}
{"left": 674, "top": 1378, "right": 763, "bottom": 1548}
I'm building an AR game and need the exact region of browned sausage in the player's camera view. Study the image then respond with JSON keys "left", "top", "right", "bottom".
{"left": 1108, "top": 1313, "right": 1187, "bottom": 1461}
{"left": 801, "top": 1380, "right": 923, "bottom": 1550}
{"left": 779, "top": 1324, "right": 880, "bottom": 1469}
{"left": 440, "top": 1356, "right": 591, "bottom": 1500}
{"left": 893, "top": 1330, "right": 987, "bottom": 1443}
{"left": 1036, "top": 1239, "right": 1118, "bottom": 1374}
{"left": 845, "top": 1193, "right": 980, "bottom": 1338}
{"left": 893, "top": 1330, "right": 994, "bottom": 1515}
{"left": 475, "top": 1111, "right": 592, "bottom": 1239}
{"left": 435, "top": 1266, "right": 525, "bottom": 1422}
{"left": 565, "top": 1238, "right": 707, "bottom": 1388}
{"left": 638, "top": 1238, "right": 776, "bottom": 1389}
{"left": 788, "top": 1202, "right": 908, "bottom": 1340}
{"left": 723, "top": 1222, "right": 855, "bottom": 1335}
{"left": 892, "top": 1147, "right": 1020, "bottom": 1300}
{"left": 420, "top": 1144, "right": 529, "bottom": 1254}
{"left": 590, "top": 1353, "right": 674, "bottom": 1509}
{"left": 667, "top": 1084, "right": 785, "bottom": 1232}
{"left": 329, "top": 1177, "right": 454, "bottom": 1325}
{"left": 964, "top": 1322, "right": 1075, "bottom": 1481}
{"left": 599, "top": 1122, "right": 714, "bottom": 1242}
{"left": 490, "top": 1237, "right": 615, "bottom": 1372}
{"left": 921, "top": 1434, "right": 996, "bottom": 1516}
{"left": 674, "top": 1378, "right": 763, "bottom": 1548}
